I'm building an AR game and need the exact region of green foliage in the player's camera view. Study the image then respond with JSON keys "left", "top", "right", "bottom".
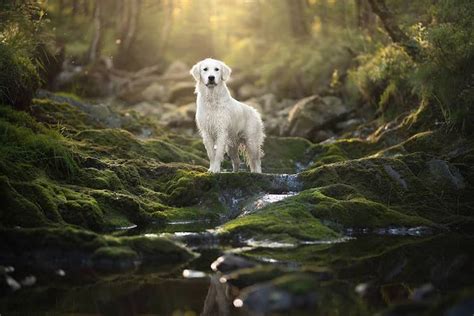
{"left": 229, "top": 31, "right": 372, "bottom": 98}
{"left": 416, "top": 0, "right": 474, "bottom": 131}
{"left": 0, "top": 1, "right": 48, "bottom": 109}
{"left": 0, "top": 43, "right": 40, "bottom": 110}
{"left": 349, "top": 44, "right": 417, "bottom": 119}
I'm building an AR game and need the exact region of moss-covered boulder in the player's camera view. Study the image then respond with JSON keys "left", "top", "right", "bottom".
{"left": 262, "top": 136, "right": 312, "bottom": 173}
{"left": 0, "top": 227, "right": 195, "bottom": 272}
{"left": 219, "top": 196, "right": 340, "bottom": 243}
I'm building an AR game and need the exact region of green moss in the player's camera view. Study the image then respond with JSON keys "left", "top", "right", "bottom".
{"left": 74, "top": 128, "right": 207, "bottom": 165}
{"left": 0, "top": 105, "right": 79, "bottom": 178}
{"left": 0, "top": 226, "right": 194, "bottom": 267}
{"left": 145, "top": 139, "right": 207, "bottom": 165}
{"left": 373, "top": 129, "right": 463, "bottom": 159}
{"left": 11, "top": 178, "right": 63, "bottom": 223}
{"left": 271, "top": 273, "right": 318, "bottom": 295}
{"left": 0, "top": 176, "right": 49, "bottom": 227}
{"left": 77, "top": 167, "right": 124, "bottom": 190}
{"left": 221, "top": 199, "right": 340, "bottom": 241}
{"left": 59, "top": 194, "right": 104, "bottom": 231}
{"left": 0, "top": 227, "right": 109, "bottom": 253}
{"left": 0, "top": 43, "right": 40, "bottom": 110}
{"left": 92, "top": 246, "right": 138, "bottom": 262}
{"left": 120, "top": 235, "right": 196, "bottom": 263}
{"left": 31, "top": 98, "right": 96, "bottom": 131}
{"left": 91, "top": 190, "right": 155, "bottom": 228}
{"left": 300, "top": 187, "right": 433, "bottom": 230}
{"left": 163, "top": 169, "right": 215, "bottom": 206}
{"left": 262, "top": 136, "right": 312, "bottom": 173}
{"left": 307, "top": 138, "right": 379, "bottom": 168}
{"left": 161, "top": 206, "right": 221, "bottom": 222}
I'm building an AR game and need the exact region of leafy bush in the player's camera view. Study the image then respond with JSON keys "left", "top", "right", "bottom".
{"left": 226, "top": 29, "right": 373, "bottom": 99}
{"left": 416, "top": 0, "right": 474, "bottom": 132}
{"left": 0, "top": 2, "right": 46, "bottom": 110}
{"left": 348, "top": 44, "right": 418, "bottom": 119}
{"left": 0, "top": 43, "right": 41, "bottom": 110}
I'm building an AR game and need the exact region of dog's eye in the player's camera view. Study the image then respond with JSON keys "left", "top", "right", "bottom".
{"left": 215, "top": 68, "right": 219, "bottom": 71}
{"left": 203, "top": 67, "right": 208, "bottom": 71}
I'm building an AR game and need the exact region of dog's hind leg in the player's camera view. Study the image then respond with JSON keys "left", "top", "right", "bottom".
{"left": 228, "top": 144, "right": 240, "bottom": 172}
{"left": 246, "top": 140, "right": 262, "bottom": 173}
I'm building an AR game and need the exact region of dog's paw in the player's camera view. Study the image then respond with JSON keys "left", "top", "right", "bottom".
{"left": 208, "top": 166, "right": 221, "bottom": 173}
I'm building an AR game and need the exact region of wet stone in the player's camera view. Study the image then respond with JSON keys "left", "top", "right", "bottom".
{"left": 210, "top": 254, "right": 257, "bottom": 273}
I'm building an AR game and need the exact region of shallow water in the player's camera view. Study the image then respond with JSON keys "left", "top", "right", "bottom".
{"left": 1, "top": 219, "right": 473, "bottom": 316}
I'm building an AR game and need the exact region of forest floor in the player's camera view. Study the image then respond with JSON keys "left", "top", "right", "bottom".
{"left": 1, "top": 71, "right": 474, "bottom": 314}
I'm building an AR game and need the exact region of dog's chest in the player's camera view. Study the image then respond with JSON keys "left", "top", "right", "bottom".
{"left": 196, "top": 102, "right": 228, "bottom": 135}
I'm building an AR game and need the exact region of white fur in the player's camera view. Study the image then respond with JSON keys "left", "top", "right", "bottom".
{"left": 190, "top": 58, "right": 265, "bottom": 173}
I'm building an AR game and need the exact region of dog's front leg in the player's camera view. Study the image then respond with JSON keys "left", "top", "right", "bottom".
{"left": 209, "top": 135, "right": 226, "bottom": 173}
{"left": 202, "top": 134, "right": 216, "bottom": 172}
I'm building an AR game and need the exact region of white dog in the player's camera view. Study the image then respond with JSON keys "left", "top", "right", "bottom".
{"left": 190, "top": 58, "right": 265, "bottom": 173}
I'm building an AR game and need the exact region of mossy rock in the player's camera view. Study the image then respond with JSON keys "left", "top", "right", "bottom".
{"left": 300, "top": 156, "right": 465, "bottom": 224}
{"left": 0, "top": 227, "right": 195, "bottom": 270}
{"left": 262, "top": 136, "right": 312, "bottom": 173}
{"left": 0, "top": 105, "right": 79, "bottom": 178}
{"left": 0, "top": 176, "right": 49, "bottom": 227}
{"left": 91, "top": 189, "right": 162, "bottom": 228}
{"left": 307, "top": 138, "right": 379, "bottom": 168}
{"left": 91, "top": 246, "right": 139, "bottom": 272}
{"left": 31, "top": 98, "right": 97, "bottom": 131}
{"left": 299, "top": 186, "right": 434, "bottom": 230}
{"left": 120, "top": 235, "right": 195, "bottom": 264}
{"left": 220, "top": 198, "right": 340, "bottom": 242}
{"left": 74, "top": 128, "right": 207, "bottom": 165}
{"left": 77, "top": 167, "right": 124, "bottom": 190}
{"left": 0, "top": 174, "right": 160, "bottom": 231}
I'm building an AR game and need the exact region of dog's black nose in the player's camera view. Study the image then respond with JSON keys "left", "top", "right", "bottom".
{"left": 208, "top": 75, "right": 215, "bottom": 81}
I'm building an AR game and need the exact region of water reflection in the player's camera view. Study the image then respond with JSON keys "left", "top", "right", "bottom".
{"left": 0, "top": 234, "right": 472, "bottom": 315}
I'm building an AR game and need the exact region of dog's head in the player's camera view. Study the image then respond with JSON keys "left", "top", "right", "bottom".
{"left": 190, "top": 58, "right": 231, "bottom": 88}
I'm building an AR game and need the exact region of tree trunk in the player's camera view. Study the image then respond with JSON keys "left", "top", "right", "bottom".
{"left": 115, "top": 0, "right": 141, "bottom": 68}
{"left": 72, "top": 0, "right": 79, "bottom": 17}
{"left": 88, "top": 1, "right": 103, "bottom": 64}
{"left": 159, "top": 0, "right": 173, "bottom": 55}
{"left": 319, "top": 0, "right": 329, "bottom": 35}
{"left": 356, "top": 0, "right": 375, "bottom": 31}
{"left": 341, "top": 0, "right": 347, "bottom": 29}
{"left": 286, "top": 0, "right": 311, "bottom": 38}
{"left": 83, "top": 0, "right": 89, "bottom": 16}
{"left": 367, "top": 0, "right": 422, "bottom": 62}
{"left": 58, "top": 0, "right": 65, "bottom": 15}
{"left": 122, "top": 0, "right": 139, "bottom": 53}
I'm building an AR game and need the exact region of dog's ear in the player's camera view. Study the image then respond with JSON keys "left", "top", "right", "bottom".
{"left": 220, "top": 62, "right": 232, "bottom": 81}
{"left": 190, "top": 62, "right": 201, "bottom": 82}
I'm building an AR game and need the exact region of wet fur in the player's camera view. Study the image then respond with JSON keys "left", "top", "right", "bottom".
{"left": 190, "top": 58, "right": 265, "bottom": 173}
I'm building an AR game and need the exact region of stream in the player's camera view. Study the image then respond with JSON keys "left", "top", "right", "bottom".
{"left": 1, "top": 189, "right": 473, "bottom": 315}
